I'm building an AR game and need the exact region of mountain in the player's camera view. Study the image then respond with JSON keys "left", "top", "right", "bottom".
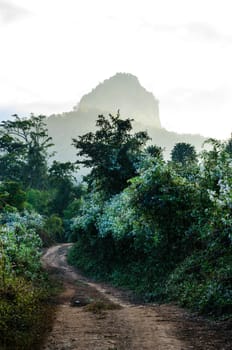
{"left": 76, "top": 73, "right": 161, "bottom": 128}
{"left": 46, "top": 73, "right": 205, "bottom": 163}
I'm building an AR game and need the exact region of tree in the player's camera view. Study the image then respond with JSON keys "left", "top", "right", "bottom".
{"left": 171, "top": 142, "right": 197, "bottom": 164}
{"left": 48, "top": 161, "right": 78, "bottom": 216}
{"left": 0, "top": 114, "right": 53, "bottom": 189}
{"left": 0, "top": 134, "right": 26, "bottom": 182}
{"left": 0, "top": 181, "right": 26, "bottom": 211}
{"left": 72, "top": 112, "right": 150, "bottom": 195}
{"left": 146, "top": 145, "right": 163, "bottom": 159}
{"left": 225, "top": 135, "right": 232, "bottom": 156}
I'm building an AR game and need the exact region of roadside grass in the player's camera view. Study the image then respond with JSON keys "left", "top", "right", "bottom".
{"left": 0, "top": 272, "right": 62, "bottom": 350}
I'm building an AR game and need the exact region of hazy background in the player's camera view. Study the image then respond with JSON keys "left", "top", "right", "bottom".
{"left": 0, "top": 0, "right": 231, "bottom": 139}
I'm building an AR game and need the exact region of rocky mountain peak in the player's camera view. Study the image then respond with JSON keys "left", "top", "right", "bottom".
{"left": 75, "top": 73, "right": 161, "bottom": 128}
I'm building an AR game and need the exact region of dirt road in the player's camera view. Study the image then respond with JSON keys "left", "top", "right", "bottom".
{"left": 41, "top": 244, "right": 231, "bottom": 350}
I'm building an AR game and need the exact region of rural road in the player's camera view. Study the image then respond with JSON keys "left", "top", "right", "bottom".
{"left": 41, "top": 244, "right": 231, "bottom": 350}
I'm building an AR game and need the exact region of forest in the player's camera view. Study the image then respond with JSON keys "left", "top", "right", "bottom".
{"left": 0, "top": 113, "right": 231, "bottom": 349}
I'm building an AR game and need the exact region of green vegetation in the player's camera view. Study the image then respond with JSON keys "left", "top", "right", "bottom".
{"left": 0, "top": 111, "right": 231, "bottom": 348}
{"left": 68, "top": 116, "right": 232, "bottom": 318}
{"left": 0, "top": 210, "right": 52, "bottom": 349}
{"left": 0, "top": 114, "right": 53, "bottom": 189}
{"left": 171, "top": 142, "right": 197, "bottom": 164}
{"left": 72, "top": 112, "right": 149, "bottom": 195}
{"left": 0, "top": 114, "right": 79, "bottom": 348}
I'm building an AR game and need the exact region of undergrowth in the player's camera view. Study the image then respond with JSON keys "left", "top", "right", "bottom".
{"left": 0, "top": 273, "right": 57, "bottom": 350}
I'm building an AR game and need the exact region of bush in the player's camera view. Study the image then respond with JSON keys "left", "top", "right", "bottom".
{"left": 166, "top": 251, "right": 232, "bottom": 316}
{"left": 44, "top": 214, "right": 65, "bottom": 243}
{"left": 25, "top": 189, "right": 51, "bottom": 215}
{"left": 0, "top": 181, "right": 26, "bottom": 211}
{"left": 0, "top": 213, "right": 43, "bottom": 279}
{"left": 0, "top": 209, "right": 56, "bottom": 349}
{"left": 0, "top": 276, "right": 48, "bottom": 349}
{"left": 68, "top": 139, "right": 232, "bottom": 316}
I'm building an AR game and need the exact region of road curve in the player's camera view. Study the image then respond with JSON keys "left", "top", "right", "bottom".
{"left": 41, "top": 244, "right": 230, "bottom": 350}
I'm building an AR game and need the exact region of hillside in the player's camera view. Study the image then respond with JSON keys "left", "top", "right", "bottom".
{"left": 46, "top": 73, "right": 205, "bottom": 163}
{"left": 76, "top": 73, "right": 161, "bottom": 128}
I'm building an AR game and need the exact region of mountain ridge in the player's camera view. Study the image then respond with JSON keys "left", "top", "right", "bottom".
{"left": 46, "top": 73, "right": 206, "bottom": 163}
{"left": 75, "top": 73, "right": 161, "bottom": 128}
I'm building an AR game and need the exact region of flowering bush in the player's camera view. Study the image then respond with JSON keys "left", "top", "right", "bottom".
{"left": 70, "top": 190, "right": 105, "bottom": 234}
{"left": 0, "top": 210, "right": 43, "bottom": 280}
{"left": 69, "top": 139, "right": 232, "bottom": 315}
{"left": 0, "top": 210, "right": 49, "bottom": 349}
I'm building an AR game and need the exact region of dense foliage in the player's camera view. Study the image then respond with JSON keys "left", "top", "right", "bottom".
{"left": 0, "top": 111, "right": 231, "bottom": 350}
{"left": 0, "top": 114, "right": 54, "bottom": 189}
{"left": 68, "top": 132, "right": 232, "bottom": 317}
{"left": 0, "top": 114, "right": 79, "bottom": 348}
{"left": 0, "top": 209, "right": 50, "bottom": 349}
{"left": 72, "top": 112, "right": 149, "bottom": 195}
{"left": 171, "top": 142, "right": 197, "bottom": 164}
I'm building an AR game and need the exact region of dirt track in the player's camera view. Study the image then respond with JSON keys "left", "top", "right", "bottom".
{"left": 41, "top": 244, "right": 232, "bottom": 350}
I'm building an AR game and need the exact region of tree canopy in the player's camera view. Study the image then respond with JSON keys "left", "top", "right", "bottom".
{"left": 72, "top": 112, "right": 150, "bottom": 195}
{"left": 171, "top": 142, "right": 197, "bottom": 164}
{"left": 0, "top": 114, "right": 53, "bottom": 189}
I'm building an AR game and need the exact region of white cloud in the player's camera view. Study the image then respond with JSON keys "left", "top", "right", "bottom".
{"left": 139, "top": 21, "right": 232, "bottom": 45}
{"left": 160, "top": 87, "right": 232, "bottom": 139}
{"left": 0, "top": 0, "right": 231, "bottom": 139}
{"left": 0, "top": 0, "right": 29, "bottom": 24}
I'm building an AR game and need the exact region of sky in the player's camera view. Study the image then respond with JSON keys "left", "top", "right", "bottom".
{"left": 0, "top": 0, "right": 232, "bottom": 140}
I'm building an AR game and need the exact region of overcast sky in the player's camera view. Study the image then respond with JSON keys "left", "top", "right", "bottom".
{"left": 0, "top": 0, "right": 232, "bottom": 139}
